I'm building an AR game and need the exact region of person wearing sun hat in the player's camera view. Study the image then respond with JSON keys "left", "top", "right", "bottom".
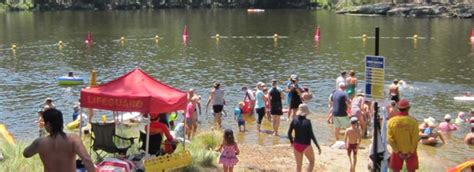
{"left": 419, "top": 117, "right": 445, "bottom": 145}
{"left": 438, "top": 114, "right": 458, "bottom": 133}
{"left": 387, "top": 99, "right": 419, "bottom": 172}
{"left": 43, "top": 97, "right": 56, "bottom": 111}
{"left": 350, "top": 90, "right": 366, "bottom": 137}
{"left": 287, "top": 103, "right": 321, "bottom": 172}
{"left": 255, "top": 82, "right": 268, "bottom": 132}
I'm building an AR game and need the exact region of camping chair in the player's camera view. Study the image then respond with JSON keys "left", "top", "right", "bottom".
{"left": 139, "top": 132, "right": 163, "bottom": 155}
{"left": 91, "top": 122, "right": 136, "bottom": 160}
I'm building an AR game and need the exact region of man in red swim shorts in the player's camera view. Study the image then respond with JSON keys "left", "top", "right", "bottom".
{"left": 387, "top": 99, "right": 419, "bottom": 172}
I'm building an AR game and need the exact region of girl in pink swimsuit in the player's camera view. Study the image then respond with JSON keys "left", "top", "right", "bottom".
{"left": 216, "top": 129, "right": 240, "bottom": 172}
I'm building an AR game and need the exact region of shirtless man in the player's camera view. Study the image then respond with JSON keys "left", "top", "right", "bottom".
{"left": 23, "top": 108, "right": 95, "bottom": 172}
{"left": 336, "top": 71, "right": 346, "bottom": 87}
{"left": 344, "top": 117, "right": 361, "bottom": 172}
{"left": 241, "top": 86, "right": 255, "bottom": 115}
{"left": 389, "top": 79, "right": 400, "bottom": 103}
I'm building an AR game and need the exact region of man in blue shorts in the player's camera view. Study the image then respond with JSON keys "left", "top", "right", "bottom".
{"left": 332, "top": 83, "right": 350, "bottom": 141}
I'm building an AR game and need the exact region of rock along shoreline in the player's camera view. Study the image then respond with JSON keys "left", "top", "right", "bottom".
{"left": 336, "top": 2, "right": 474, "bottom": 18}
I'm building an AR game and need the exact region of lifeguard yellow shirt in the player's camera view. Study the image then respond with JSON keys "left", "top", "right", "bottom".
{"left": 387, "top": 114, "right": 419, "bottom": 154}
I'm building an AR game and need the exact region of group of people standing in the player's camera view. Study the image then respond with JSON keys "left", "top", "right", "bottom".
{"left": 203, "top": 75, "right": 320, "bottom": 172}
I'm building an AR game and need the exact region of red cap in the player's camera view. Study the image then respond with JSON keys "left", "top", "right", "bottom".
{"left": 397, "top": 99, "right": 410, "bottom": 109}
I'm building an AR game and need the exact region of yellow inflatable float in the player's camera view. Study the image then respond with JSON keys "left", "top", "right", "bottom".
{"left": 0, "top": 123, "right": 16, "bottom": 145}
{"left": 447, "top": 159, "right": 474, "bottom": 172}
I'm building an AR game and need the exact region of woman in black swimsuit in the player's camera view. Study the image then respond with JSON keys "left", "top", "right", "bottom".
{"left": 288, "top": 103, "right": 321, "bottom": 172}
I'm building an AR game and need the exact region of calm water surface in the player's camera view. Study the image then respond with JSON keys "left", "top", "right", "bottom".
{"left": 0, "top": 9, "right": 473, "bottom": 165}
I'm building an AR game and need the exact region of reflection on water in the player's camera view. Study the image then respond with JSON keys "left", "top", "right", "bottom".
{"left": 0, "top": 9, "right": 473, "bottom": 165}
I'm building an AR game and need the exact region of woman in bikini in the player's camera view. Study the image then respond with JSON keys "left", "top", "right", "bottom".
{"left": 288, "top": 103, "right": 322, "bottom": 172}
{"left": 345, "top": 70, "right": 357, "bottom": 99}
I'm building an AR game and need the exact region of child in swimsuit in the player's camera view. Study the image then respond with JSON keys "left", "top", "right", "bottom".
{"left": 345, "top": 117, "right": 361, "bottom": 172}
{"left": 234, "top": 102, "right": 246, "bottom": 132}
{"left": 216, "top": 129, "right": 240, "bottom": 172}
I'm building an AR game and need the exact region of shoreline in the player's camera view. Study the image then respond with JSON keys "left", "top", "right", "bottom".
{"left": 336, "top": 2, "right": 474, "bottom": 18}
{"left": 1, "top": 2, "right": 473, "bottom": 19}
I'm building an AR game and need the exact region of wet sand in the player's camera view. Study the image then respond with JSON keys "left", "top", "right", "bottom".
{"left": 212, "top": 113, "right": 459, "bottom": 171}
{"left": 234, "top": 142, "right": 453, "bottom": 171}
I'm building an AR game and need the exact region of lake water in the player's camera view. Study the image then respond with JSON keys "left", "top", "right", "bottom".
{"left": 0, "top": 9, "right": 472, "bottom": 166}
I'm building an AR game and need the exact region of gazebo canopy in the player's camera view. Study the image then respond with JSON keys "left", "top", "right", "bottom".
{"left": 80, "top": 68, "right": 187, "bottom": 114}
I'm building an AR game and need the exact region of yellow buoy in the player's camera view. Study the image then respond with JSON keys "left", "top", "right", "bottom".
{"left": 58, "top": 41, "right": 64, "bottom": 46}
{"left": 89, "top": 70, "right": 97, "bottom": 87}
{"left": 11, "top": 44, "right": 16, "bottom": 50}
{"left": 215, "top": 34, "right": 220, "bottom": 38}
{"left": 362, "top": 34, "right": 368, "bottom": 38}
{"left": 413, "top": 34, "right": 418, "bottom": 39}
{"left": 120, "top": 36, "right": 125, "bottom": 42}
{"left": 273, "top": 34, "right": 279, "bottom": 38}
{"left": 155, "top": 35, "right": 160, "bottom": 39}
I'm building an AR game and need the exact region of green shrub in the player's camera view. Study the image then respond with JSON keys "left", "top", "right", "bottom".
{"left": 0, "top": 142, "right": 43, "bottom": 172}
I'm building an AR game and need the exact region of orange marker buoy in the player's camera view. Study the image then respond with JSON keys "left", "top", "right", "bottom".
{"left": 85, "top": 32, "right": 93, "bottom": 45}
{"left": 470, "top": 29, "right": 474, "bottom": 41}
{"left": 314, "top": 26, "right": 321, "bottom": 41}
{"left": 182, "top": 25, "right": 189, "bottom": 39}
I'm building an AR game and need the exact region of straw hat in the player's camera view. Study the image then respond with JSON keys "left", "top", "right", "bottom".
{"left": 444, "top": 114, "right": 452, "bottom": 120}
{"left": 296, "top": 104, "right": 311, "bottom": 116}
{"left": 356, "top": 89, "right": 364, "bottom": 96}
{"left": 423, "top": 117, "right": 436, "bottom": 127}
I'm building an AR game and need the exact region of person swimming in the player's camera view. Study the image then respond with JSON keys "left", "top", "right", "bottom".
{"left": 438, "top": 114, "right": 458, "bottom": 133}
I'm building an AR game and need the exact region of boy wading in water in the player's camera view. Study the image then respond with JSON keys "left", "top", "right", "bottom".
{"left": 345, "top": 117, "right": 361, "bottom": 172}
